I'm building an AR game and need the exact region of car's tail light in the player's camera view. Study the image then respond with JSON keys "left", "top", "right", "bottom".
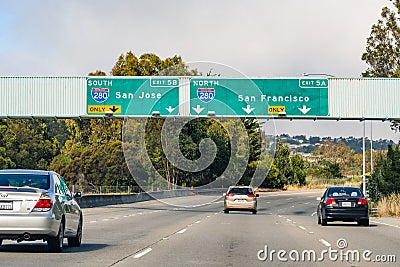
{"left": 33, "top": 198, "right": 52, "bottom": 212}
{"left": 357, "top": 198, "right": 368, "bottom": 205}
{"left": 325, "top": 198, "right": 336, "bottom": 205}
{"left": 226, "top": 193, "right": 235, "bottom": 197}
{"left": 247, "top": 193, "right": 256, "bottom": 198}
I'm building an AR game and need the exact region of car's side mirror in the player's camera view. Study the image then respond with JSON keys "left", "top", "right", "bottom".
{"left": 256, "top": 194, "right": 259, "bottom": 197}
{"left": 73, "top": 191, "right": 82, "bottom": 198}
{"left": 316, "top": 197, "right": 321, "bottom": 201}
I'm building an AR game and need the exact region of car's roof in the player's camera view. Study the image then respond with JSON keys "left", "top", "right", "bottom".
{"left": 0, "top": 169, "right": 52, "bottom": 175}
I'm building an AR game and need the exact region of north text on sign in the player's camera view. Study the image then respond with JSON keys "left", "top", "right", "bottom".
{"left": 192, "top": 80, "right": 219, "bottom": 86}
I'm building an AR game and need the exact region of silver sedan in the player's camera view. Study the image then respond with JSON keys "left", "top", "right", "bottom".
{"left": 0, "top": 169, "right": 83, "bottom": 252}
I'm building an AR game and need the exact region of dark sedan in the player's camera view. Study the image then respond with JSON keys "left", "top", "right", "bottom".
{"left": 317, "top": 186, "right": 369, "bottom": 226}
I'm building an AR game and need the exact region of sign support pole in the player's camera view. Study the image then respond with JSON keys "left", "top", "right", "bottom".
{"left": 363, "top": 120, "right": 366, "bottom": 196}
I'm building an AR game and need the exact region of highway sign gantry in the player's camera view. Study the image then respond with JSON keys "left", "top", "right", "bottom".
{"left": 87, "top": 77, "right": 179, "bottom": 116}
{"left": 189, "top": 78, "right": 328, "bottom": 117}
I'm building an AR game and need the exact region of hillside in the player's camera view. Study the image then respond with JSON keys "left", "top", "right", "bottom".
{"left": 277, "top": 134, "right": 396, "bottom": 154}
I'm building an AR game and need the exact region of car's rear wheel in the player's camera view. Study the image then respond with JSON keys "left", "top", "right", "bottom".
{"left": 0, "top": 239, "right": 2, "bottom": 245}
{"left": 48, "top": 221, "right": 64, "bottom": 253}
{"left": 358, "top": 219, "right": 369, "bottom": 226}
{"left": 317, "top": 215, "right": 321, "bottom": 224}
{"left": 68, "top": 217, "right": 82, "bottom": 247}
{"left": 224, "top": 209, "right": 229, "bottom": 214}
{"left": 252, "top": 210, "right": 257, "bottom": 214}
{"left": 321, "top": 217, "right": 327, "bottom": 226}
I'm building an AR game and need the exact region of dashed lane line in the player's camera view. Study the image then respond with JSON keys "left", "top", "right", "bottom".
{"left": 319, "top": 239, "right": 331, "bottom": 247}
{"left": 133, "top": 248, "right": 153, "bottom": 259}
{"left": 177, "top": 228, "right": 187, "bottom": 234}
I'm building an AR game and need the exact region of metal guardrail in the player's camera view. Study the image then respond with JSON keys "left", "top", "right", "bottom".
{"left": 71, "top": 185, "right": 229, "bottom": 195}
{"left": 370, "top": 207, "right": 378, "bottom": 214}
{"left": 76, "top": 188, "right": 194, "bottom": 208}
{"left": 71, "top": 185, "right": 170, "bottom": 195}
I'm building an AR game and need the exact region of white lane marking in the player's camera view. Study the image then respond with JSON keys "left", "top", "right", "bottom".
{"left": 371, "top": 220, "right": 400, "bottom": 229}
{"left": 309, "top": 232, "right": 314, "bottom": 234}
{"left": 206, "top": 215, "right": 211, "bottom": 218}
{"left": 195, "top": 220, "right": 201, "bottom": 224}
{"left": 89, "top": 220, "right": 97, "bottom": 223}
{"left": 133, "top": 248, "right": 152, "bottom": 259}
{"left": 286, "top": 219, "right": 292, "bottom": 222}
{"left": 103, "top": 219, "right": 110, "bottom": 221}
{"left": 298, "top": 226, "right": 306, "bottom": 230}
{"left": 304, "top": 202, "right": 310, "bottom": 205}
{"left": 319, "top": 239, "right": 331, "bottom": 247}
{"left": 177, "top": 228, "right": 187, "bottom": 234}
{"left": 311, "top": 212, "right": 317, "bottom": 217}
{"left": 123, "top": 215, "right": 129, "bottom": 218}
{"left": 278, "top": 215, "right": 282, "bottom": 218}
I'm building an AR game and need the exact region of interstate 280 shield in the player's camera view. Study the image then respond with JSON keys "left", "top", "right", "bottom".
{"left": 197, "top": 88, "right": 215, "bottom": 103}
{"left": 91, "top": 88, "right": 109, "bottom": 103}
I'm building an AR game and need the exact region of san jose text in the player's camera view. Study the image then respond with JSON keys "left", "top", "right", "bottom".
{"left": 116, "top": 91, "right": 162, "bottom": 99}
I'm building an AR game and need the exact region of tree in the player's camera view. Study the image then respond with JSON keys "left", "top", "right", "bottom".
{"left": 110, "top": 52, "right": 198, "bottom": 76}
{"left": 0, "top": 119, "right": 59, "bottom": 170}
{"left": 259, "top": 139, "right": 308, "bottom": 189}
{"left": 88, "top": 70, "right": 106, "bottom": 76}
{"left": 290, "top": 154, "right": 306, "bottom": 186}
{"left": 312, "top": 159, "right": 343, "bottom": 179}
{"left": 311, "top": 141, "right": 353, "bottom": 176}
{"left": 368, "top": 144, "right": 400, "bottom": 201}
{"left": 362, "top": 0, "right": 400, "bottom": 77}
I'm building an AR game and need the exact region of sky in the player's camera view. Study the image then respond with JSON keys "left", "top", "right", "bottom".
{"left": 1, "top": 0, "right": 399, "bottom": 141}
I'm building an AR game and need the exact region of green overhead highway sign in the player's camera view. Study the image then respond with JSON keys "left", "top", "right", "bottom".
{"left": 190, "top": 78, "right": 328, "bottom": 116}
{"left": 87, "top": 77, "right": 179, "bottom": 116}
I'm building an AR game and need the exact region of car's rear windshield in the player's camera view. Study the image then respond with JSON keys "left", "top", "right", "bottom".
{"left": 228, "top": 188, "right": 253, "bottom": 195}
{"left": 0, "top": 174, "right": 50, "bottom": 190}
{"left": 327, "top": 188, "right": 363, "bottom": 197}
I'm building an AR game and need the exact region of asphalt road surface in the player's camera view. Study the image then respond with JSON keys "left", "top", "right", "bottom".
{"left": 0, "top": 190, "right": 399, "bottom": 267}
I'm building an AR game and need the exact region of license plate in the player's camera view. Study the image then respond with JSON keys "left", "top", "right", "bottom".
{"left": 236, "top": 199, "right": 246, "bottom": 203}
{"left": 341, "top": 202, "right": 352, "bottom": 207}
{"left": 0, "top": 201, "right": 13, "bottom": 210}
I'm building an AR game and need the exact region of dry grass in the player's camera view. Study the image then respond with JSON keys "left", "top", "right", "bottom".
{"left": 284, "top": 181, "right": 361, "bottom": 191}
{"left": 377, "top": 193, "right": 400, "bottom": 217}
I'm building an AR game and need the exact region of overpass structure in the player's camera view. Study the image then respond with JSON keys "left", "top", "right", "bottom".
{"left": 0, "top": 76, "right": 399, "bottom": 120}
